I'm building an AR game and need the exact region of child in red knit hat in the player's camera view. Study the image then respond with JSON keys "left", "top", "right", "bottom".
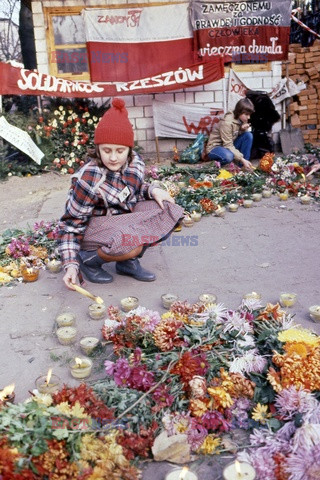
{"left": 58, "top": 98, "right": 184, "bottom": 288}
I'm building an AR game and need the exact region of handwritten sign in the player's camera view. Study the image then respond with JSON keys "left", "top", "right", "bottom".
{"left": 0, "top": 116, "right": 44, "bottom": 164}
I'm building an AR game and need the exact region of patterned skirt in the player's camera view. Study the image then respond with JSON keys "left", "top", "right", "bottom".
{"left": 81, "top": 200, "right": 184, "bottom": 256}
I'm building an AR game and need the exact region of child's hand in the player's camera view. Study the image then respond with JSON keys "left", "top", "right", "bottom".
{"left": 241, "top": 159, "right": 254, "bottom": 171}
{"left": 152, "top": 188, "right": 175, "bottom": 209}
{"left": 63, "top": 265, "right": 79, "bottom": 289}
{"left": 241, "top": 123, "right": 251, "bottom": 131}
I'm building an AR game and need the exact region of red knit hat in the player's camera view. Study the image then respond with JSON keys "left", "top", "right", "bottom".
{"left": 94, "top": 98, "right": 134, "bottom": 147}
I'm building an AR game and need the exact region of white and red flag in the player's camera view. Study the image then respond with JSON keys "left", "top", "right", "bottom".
{"left": 82, "top": 4, "right": 200, "bottom": 82}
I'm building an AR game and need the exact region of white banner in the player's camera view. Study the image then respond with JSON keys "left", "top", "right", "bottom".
{"left": 153, "top": 101, "right": 223, "bottom": 138}
{"left": 0, "top": 116, "right": 44, "bottom": 164}
{"left": 227, "top": 69, "right": 248, "bottom": 111}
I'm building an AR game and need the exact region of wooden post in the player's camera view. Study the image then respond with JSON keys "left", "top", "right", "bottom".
{"left": 155, "top": 136, "right": 160, "bottom": 163}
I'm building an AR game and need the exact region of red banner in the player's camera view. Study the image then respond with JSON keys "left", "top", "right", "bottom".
{"left": 0, "top": 61, "right": 225, "bottom": 98}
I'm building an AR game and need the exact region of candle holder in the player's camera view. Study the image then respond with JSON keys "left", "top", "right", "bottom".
{"left": 35, "top": 374, "right": 61, "bottom": 394}
{"left": 262, "top": 189, "right": 272, "bottom": 198}
{"left": 46, "top": 259, "right": 62, "bottom": 273}
{"left": 88, "top": 303, "right": 106, "bottom": 320}
{"left": 309, "top": 305, "right": 320, "bottom": 322}
{"left": 228, "top": 203, "right": 239, "bottom": 212}
{"left": 80, "top": 336, "right": 100, "bottom": 355}
{"left": 198, "top": 293, "right": 217, "bottom": 305}
{"left": 252, "top": 193, "right": 262, "bottom": 202}
{"left": 223, "top": 461, "right": 256, "bottom": 480}
{"left": 182, "top": 216, "right": 194, "bottom": 227}
{"left": 56, "top": 326, "right": 77, "bottom": 345}
{"left": 69, "top": 358, "right": 93, "bottom": 379}
{"left": 190, "top": 211, "right": 202, "bottom": 222}
{"left": 0, "top": 385, "right": 15, "bottom": 405}
{"left": 165, "top": 469, "right": 198, "bottom": 480}
{"left": 278, "top": 191, "right": 289, "bottom": 201}
{"left": 178, "top": 181, "right": 186, "bottom": 188}
{"left": 161, "top": 293, "right": 178, "bottom": 309}
{"left": 55, "top": 312, "right": 76, "bottom": 327}
{"left": 21, "top": 267, "right": 39, "bottom": 283}
{"left": 120, "top": 296, "right": 139, "bottom": 312}
{"left": 215, "top": 206, "right": 226, "bottom": 217}
{"left": 243, "top": 199, "right": 253, "bottom": 208}
{"left": 300, "top": 195, "right": 311, "bottom": 205}
{"left": 279, "top": 293, "right": 297, "bottom": 308}
{"left": 243, "top": 292, "right": 262, "bottom": 301}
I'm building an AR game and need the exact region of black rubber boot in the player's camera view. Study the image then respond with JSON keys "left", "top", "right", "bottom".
{"left": 78, "top": 250, "right": 113, "bottom": 284}
{"left": 116, "top": 258, "right": 156, "bottom": 282}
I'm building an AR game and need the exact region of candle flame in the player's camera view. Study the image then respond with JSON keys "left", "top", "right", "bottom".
{"left": 179, "top": 467, "right": 189, "bottom": 480}
{"left": 235, "top": 460, "right": 242, "bottom": 478}
{"left": 75, "top": 357, "right": 83, "bottom": 366}
{"left": 46, "top": 368, "right": 52, "bottom": 385}
{"left": 0, "top": 384, "right": 15, "bottom": 401}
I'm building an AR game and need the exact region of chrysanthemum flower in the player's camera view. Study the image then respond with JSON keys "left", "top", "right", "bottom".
{"left": 153, "top": 318, "right": 185, "bottom": 351}
{"left": 275, "top": 386, "right": 319, "bottom": 420}
{"left": 229, "top": 351, "right": 267, "bottom": 375}
{"left": 197, "top": 434, "right": 221, "bottom": 454}
{"left": 251, "top": 403, "right": 272, "bottom": 424}
{"left": 278, "top": 327, "right": 319, "bottom": 346}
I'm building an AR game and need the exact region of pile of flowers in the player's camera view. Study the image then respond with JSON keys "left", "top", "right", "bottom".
{"left": 1, "top": 299, "right": 320, "bottom": 478}
{"left": 145, "top": 151, "right": 320, "bottom": 213}
{"left": 0, "top": 221, "right": 59, "bottom": 284}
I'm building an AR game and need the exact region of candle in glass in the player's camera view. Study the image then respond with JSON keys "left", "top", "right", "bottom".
{"left": 300, "top": 194, "right": 311, "bottom": 205}
{"left": 215, "top": 206, "right": 226, "bottom": 217}
{"left": 228, "top": 203, "right": 239, "bottom": 212}
{"left": 22, "top": 267, "right": 39, "bottom": 282}
{"left": 243, "top": 199, "right": 253, "bottom": 208}
{"left": 279, "top": 293, "right": 297, "bottom": 308}
{"left": 309, "top": 305, "right": 320, "bottom": 322}
{"left": 121, "top": 296, "right": 139, "bottom": 312}
{"left": 35, "top": 369, "right": 60, "bottom": 394}
{"left": 47, "top": 259, "right": 62, "bottom": 273}
{"left": 69, "top": 357, "right": 93, "bottom": 379}
{"left": 161, "top": 293, "right": 178, "bottom": 309}
{"left": 165, "top": 467, "right": 198, "bottom": 480}
{"left": 190, "top": 211, "right": 202, "bottom": 222}
{"left": 182, "top": 216, "right": 194, "bottom": 227}
{"left": 80, "top": 336, "right": 100, "bottom": 355}
{"left": 56, "top": 326, "right": 77, "bottom": 345}
{"left": 88, "top": 303, "right": 106, "bottom": 320}
{"left": 279, "top": 191, "right": 289, "bottom": 201}
{"left": 262, "top": 189, "right": 272, "bottom": 198}
{"left": 243, "top": 291, "right": 262, "bottom": 301}
{"left": 223, "top": 460, "right": 256, "bottom": 480}
{"left": 55, "top": 312, "right": 75, "bottom": 327}
{"left": 198, "top": 293, "right": 217, "bottom": 305}
{"left": 252, "top": 193, "right": 262, "bottom": 202}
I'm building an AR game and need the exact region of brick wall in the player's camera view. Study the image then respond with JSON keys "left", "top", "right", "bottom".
{"left": 32, "top": 0, "right": 282, "bottom": 154}
{"left": 285, "top": 39, "right": 320, "bottom": 145}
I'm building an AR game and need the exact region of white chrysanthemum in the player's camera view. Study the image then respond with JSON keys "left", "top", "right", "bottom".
{"left": 195, "top": 302, "right": 227, "bottom": 324}
{"left": 241, "top": 298, "right": 263, "bottom": 311}
{"left": 54, "top": 110, "right": 59, "bottom": 115}
{"left": 229, "top": 351, "right": 267, "bottom": 374}
{"left": 70, "top": 152, "right": 75, "bottom": 158}
{"left": 223, "top": 311, "right": 253, "bottom": 335}
{"left": 88, "top": 119, "right": 93, "bottom": 124}
{"left": 61, "top": 167, "right": 67, "bottom": 174}
{"left": 67, "top": 160, "right": 73, "bottom": 167}
{"left": 237, "top": 334, "right": 255, "bottom": 348}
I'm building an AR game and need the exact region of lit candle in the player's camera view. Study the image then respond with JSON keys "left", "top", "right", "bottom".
{"left": 278, "top": 191, "right": 289, "bottom": 201}
{"left": 309, "top": 305, "right": 320, "bottom": 322}
{"left": 300, "top": 194, "right": 311, "bottom": 205}
{"left": 223, "top": 460, "right": 256, "bottom": 480}
{"left": 22, "top": 267, "right": 39, "bottom": 282}
{"left": 88, "top": 303, "right": 106, "bottom": 320}
{"left": 279, "top": 293, "right": 297, "bottom": 308}
{"left": 190, "top": 211, "right": 202, "bottom": 222}
{"left": 56, "top": 326, "right": 77, "bottom": 345}
{"left": 35, "top": 369, "right": 60, "bottom": 394}
{"left": 262, "top": 189, "right": 272, "bottom": 198}
{"left": 69, "top": 357, "right": 93, "bottom": 379}
{"left": 47, "top": 259, "right": 62, "bottom": 273}
{"left": 55, "top": 312, "right": 75, "bottom": 327}
{"left": 198, "top": 293, "right": 217, "bottom": 305}
{"left": 0, "top": 384, "right": 15, "bottom": 404}
{"left": 243, "top": 291, "right": 262, "bottom": 301}
{"left": 165, "top": 467, "right": 198, "bottom": 480}
{"left": 80, "top": 336, "right": 100, "bottom": 355}
{"left": 252, "top": 193, "right": 262, "bottom": 202}
{"left": 243, "top": 199, "right": 253, "bottom": 208}
{"left": 228, "top": 203, "right": 239, "bottom": 212}
{"left": 178, "top": 181, "right": 186, "bottom": 188}
{"left": 215, "top": 206, "right": 226, "bottom": 217}
{"left": 161, "top": 293, "right": 178, "bottom": 309}
{"left": 121, "top": 296, "right": 139, "bottom": 312}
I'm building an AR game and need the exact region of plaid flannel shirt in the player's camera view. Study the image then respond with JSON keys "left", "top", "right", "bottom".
{"left": 57, "top": 153, "right": 154, "bottom": 268}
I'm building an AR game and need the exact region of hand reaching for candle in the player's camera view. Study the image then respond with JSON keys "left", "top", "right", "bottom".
{"left": 63, "top": 265, "right": 79, "bottom": 289}
{"left": 151, "top": 188, "right": 175, "bottom": 209}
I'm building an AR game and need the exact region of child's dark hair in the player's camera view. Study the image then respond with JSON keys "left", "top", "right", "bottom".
{"left": 233, "top": 98, "right": 255, "bottom": 119}
{"left": 87, "top": 146, "right": 133, "bottom": 167}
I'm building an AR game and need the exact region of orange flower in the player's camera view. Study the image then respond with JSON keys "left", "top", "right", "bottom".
{"left": 189, "top": 398, "right": 209, "bottom": 416}
{"left": 259, "top": 152, "right": 274, "bottom": 172}
{"left": 257, "top": 303, "right": 286, "bottom": 322}
{"left": 199, "top": 198, "right": 216, "bottom": 213}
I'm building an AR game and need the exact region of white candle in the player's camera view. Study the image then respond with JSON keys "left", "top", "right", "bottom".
{"left": 165, "top": 468, "right": 198, "bottom": 480}
{"left": 279, "top": 293, "right": 297, "bottom": 308}
{"left": 223, "top": 461, "right": 256, "bottom": 480}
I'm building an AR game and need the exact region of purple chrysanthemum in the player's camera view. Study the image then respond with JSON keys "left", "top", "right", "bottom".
{"left": 286, "top": 443, "right": 320, "bottom": 480}
{"left": 275, "top": 387, "right": 319, "bottom": 420}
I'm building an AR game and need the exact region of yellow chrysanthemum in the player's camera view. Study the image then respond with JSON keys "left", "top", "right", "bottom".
{"left": 0, "top": 272, "right": 12, "bottom": 283}
{"left": 161, "top": 312, "right": 175, "bottom": 320}
{"left": 55, "top": 400, "right": 88, "bottom": 418}
{"left": 189, "top": 398, "right": 208, "bottom": 417}
{"left": 198, "top": 434, "right": 221, "bottom": 455}
{"left": 216, "top": 169, "right": 233, "bottom": 180}
{"left": 284, "top": 342, "right": 310, "bottom": 358}
{"left": 33, "top": 393, "right": 53, "bottom": 407}
{"left": 251, "top": 403, "right": 272, "bottom": 424}
{"left": 278, "top": 328, "right": 319, "bottom": 346}
{"left": 207, "top": 386, "right": 233, "bottom": 408}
